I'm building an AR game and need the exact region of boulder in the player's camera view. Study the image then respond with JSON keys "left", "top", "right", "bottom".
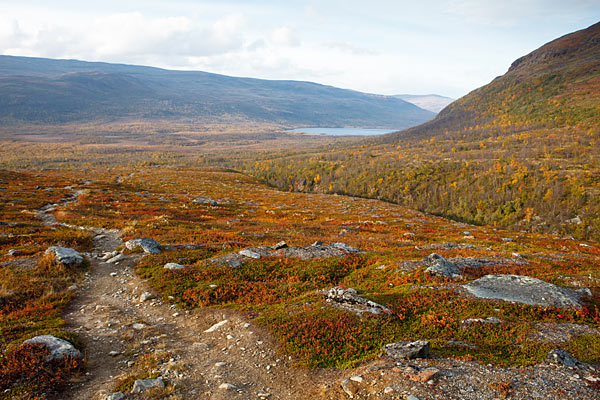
{"left": 382, "top": 340, "right": 430, "bottom": 360}
{"left": 23, "top": 335, "right": 82, "bottom": 361}
{"left": 125, "top": 238, "right": 161, "bottom": 254}
{"left": 424, "top": 253, "right": 461, "bottom": 278}
{"left": 164, "top": 262, "right": 185, "bottom": 270}
{"left": 131, "top": 377, "right": 164, "bottom": 394}
{"left": 44, "top": 246, "right": 84, "bottom": 266}
{"left": 325, "top": 287, "right": 389, "bottom": 315}
{"left": 463, "top": 274, "right": 585, "bottom": 308}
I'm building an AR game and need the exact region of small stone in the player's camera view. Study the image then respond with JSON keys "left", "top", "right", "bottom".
{"left": 132, "top": 323, "right": 145, "bottom": 330}
{"left": 108, "top": 351, "right": 121, "bottom": 357}
{"left": 409, "top": 367, "right": 439, "bottom": 382}
{"left": 106, "top": 254, "right": 125, "bottom": 264}
{"left": 384, "top": 387, "right": 394, "bottom": 394}
{"left": 546, "top": 349, "right": 584, "bottom": 368}
{"left": 164, "top": 262, "right": 185, "bottom": 270}
{"left": 204, "top": 320, "right": 228, "bottom": 333}
{"left": 215, "top": 362, "right": 227, "bottom": 367}
{"left": 341, "top": 378, "right": 358, "bottom": 397}
{"left": 349, "top": 375, "right": 363, "bottom": 383}
{"left": 272, "top": 241, "right": 288, "bottom": 250}
{"left": 257, "top": 392, "right": 271, "bottom": 398}
{"left": 125, "top": 238, "right": 161, "bottom": 254}
{"left": 140, "top": 292, "right": 154, "bottom": 302}
{"left": 103, "top": 393, "right": 126, "bottom": 400}
{"left": 219, "top": 383, "right": 236, "bottom": 390}
{"left": 239, "top": 249, "right": 261, "bottom": 259}
{"left": 7, "top": 249, "right": 24, "bottom": 256}
{"left": 406, "top": 396, "right": 420, "bottom": 400}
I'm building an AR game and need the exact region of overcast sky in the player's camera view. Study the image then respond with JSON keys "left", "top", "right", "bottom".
{"left": 0, "top": 1, "right": 598, "bottom": 98}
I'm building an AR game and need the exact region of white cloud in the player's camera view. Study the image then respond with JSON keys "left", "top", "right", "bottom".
{"left": 271, "top": 26, "right": 300, "bottom": 47}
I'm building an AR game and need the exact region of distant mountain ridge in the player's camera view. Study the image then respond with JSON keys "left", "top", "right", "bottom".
{"left": 0, "top": 55, "right": 434, "bottom": 128}
{"left": 394, "top": 94, "right": 455, "bottom": 113}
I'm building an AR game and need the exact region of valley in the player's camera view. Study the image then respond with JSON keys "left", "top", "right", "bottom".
{"left": 0, "top": 14, "right": 598, "bottom": 400}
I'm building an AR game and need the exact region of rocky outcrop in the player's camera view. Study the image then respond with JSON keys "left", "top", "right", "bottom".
{"left": 24, "top": 335, "right": 82, "bottom": 361}
{"left": 546, "top": 349, "right": 587, "bottom": 369}
{"left": 325, "top": 287, "right": 389, "bottom": 315}
{"left": 44, "top": 246, "right": 84, "bottom": 266}
{"left": 424, "top": 253, "right": 461, "bottom": 278}
{"left": 463, "top": 274, "right": 586, "bottom": 308}
{"left": 209, "top": 242, "right": 362, "bottom": 268}
{"left": 382, "top": 341, "right": 430, "bottom": 360}
{"left": 125, "top": 238, "right": 162, "bottom": 254}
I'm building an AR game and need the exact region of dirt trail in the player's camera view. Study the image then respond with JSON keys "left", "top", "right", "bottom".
{"left": 38, "top": 193, "right": 337, "bottom": 400}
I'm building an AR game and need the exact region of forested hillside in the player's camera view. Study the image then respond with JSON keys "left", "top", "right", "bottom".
{"left": 244, "top": 22, "right": 600, "bottom": 240}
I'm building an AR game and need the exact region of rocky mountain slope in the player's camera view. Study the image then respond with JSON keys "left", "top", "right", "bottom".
{"left": 0, "top": 55, "right": 434, "bottom": 128}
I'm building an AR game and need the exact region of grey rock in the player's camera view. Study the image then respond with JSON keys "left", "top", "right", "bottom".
{"left": 546, "top": 349, "right": 584, "bottom": 368}
{"left": 139, "top": 292, "right": 155, "bottom": 302}
{"left": 272, "top": 241, "right": 288, "bottom": 250}
{"left": 326, "top": 286, "right": 389, "bottom": 315}
{"left": 382, "top": 340, "right": 430, "bottom": 360}
{"left": 424, "top": 253, "right": 461, "bottom": 278}
{"left": 125, "top": 238, "right": 161, "bottom": 254}
{"left": 24, "top": 335, "right": 82, "bottom": 361}
{"left": 218, "top": 383, "right": 236, "bottom": 390}
{"left": 164, "top": 262, "right": 185, "bottom": 270}
{"left": 461, "top": 317, "right": 503, "bottom": 326}
{"left": 340, "top": 378, "right": 358, "bottom": 397}
{"left": 7, "top": 249, "right": 24, "bottom": 256}
{"left": 209, "top": 242, "right": 362, "bottom": 267}
{"left": 192, "top": 197, "right": 218, "bottom": 206}
{"left": 103, "top": 393, "right": 126, "bottom": 400}
{"left": 106, "top": 253, "right": 126, "bottom": 264}
{"left": 418, "top": 243, "right": 476, "bottom": 250}
{"left": 239, "top": 249, "right": 261, "bottom": 259}
{"left": 44, "top": 246, "right": 84, "bottom": 266}
{"left": 131, "top": 377, "right": 164, "bottom": 394}
{"left": 463, "top": 274, "right": 585, "bottom": 308}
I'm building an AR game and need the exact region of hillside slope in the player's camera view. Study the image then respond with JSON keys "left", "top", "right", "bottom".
{"left": 396, "top": 21, "right": 600, "bottom": 137}
{"left": 244, "top": 22, "right": 600, "bottom": 240}
{"left": 0, "top": 55, "right": 434, "bottom": 128}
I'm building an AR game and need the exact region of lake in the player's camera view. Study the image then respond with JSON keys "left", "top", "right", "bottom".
{"left": 289, "top": 127, "right": 397, "bottom": 136}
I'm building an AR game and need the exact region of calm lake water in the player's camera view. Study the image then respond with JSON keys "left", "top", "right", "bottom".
{"left": 289, "top": 127, "right": 397, "bottom": 136}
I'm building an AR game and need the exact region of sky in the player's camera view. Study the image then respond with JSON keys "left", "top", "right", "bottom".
{"left": 0, "top": 1, "right": 598, "bottom": 98}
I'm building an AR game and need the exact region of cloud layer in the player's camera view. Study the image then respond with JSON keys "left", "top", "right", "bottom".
{"left": 1, "top": 1, "right": 598, "bottom": 98}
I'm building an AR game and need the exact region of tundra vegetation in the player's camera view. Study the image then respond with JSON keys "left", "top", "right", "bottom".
{"left": 1, "top": 166, "right": 599, "bottom": 398}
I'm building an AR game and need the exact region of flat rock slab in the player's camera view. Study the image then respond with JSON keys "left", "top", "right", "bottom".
{"left": 24, "top": 335, "right": 82, "bottom": 361}
{"left": 463, "top": 274, "right": 585, "bottom": 308}
{"left": 45, "top": 246, "right": 84, "bottom": 266}
{"left": 131, "top": 377, "right": 164, "bottom": 394}
{"left": 125, "top": 238, "right": 162, "bottom": 254}
{"left": 383, "top": 340, "right": 430, "bottom": 360}
{"left": 164, "top": 262, "right": 185, "bottom": 270}
{"left": 325, "top": 286, "right": 389, "bottom": 315}
{"left": 209, "top": 242, "right": 362, "bottom": 268}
